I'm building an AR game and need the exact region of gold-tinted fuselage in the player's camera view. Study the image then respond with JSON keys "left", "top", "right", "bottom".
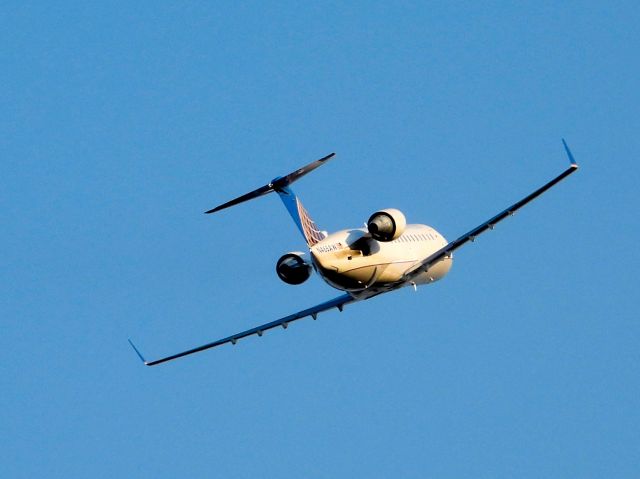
{"left": 310, "top": 224, "right": 452, "bottom": 292}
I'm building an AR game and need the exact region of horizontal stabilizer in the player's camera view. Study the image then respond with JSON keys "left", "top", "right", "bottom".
{"left": 205, "top": 153, "right": 335, "bottom": 214}
{"left": 205, "top": 183, "right": 273, "bottom": 214}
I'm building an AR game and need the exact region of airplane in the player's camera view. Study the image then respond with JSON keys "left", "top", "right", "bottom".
{"left": 129, "top": 141, "right": 579, "bottom": 366}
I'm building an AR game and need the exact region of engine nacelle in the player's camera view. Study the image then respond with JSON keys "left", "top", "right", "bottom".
{"left": 367, "top": 208, "right": 407, "bottom": 242}
{"left": 276, "top": 252, "right": 312, "bottom": 285}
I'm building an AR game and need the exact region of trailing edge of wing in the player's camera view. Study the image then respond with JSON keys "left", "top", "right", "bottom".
{"left": 402, "top": 140, "right": 579, "bottom": 281}
{"left": 129, "top": 293, "right": 355, "bottom": 366}
{"left": 205, "top": 153, "right": 336, "bottom": 214}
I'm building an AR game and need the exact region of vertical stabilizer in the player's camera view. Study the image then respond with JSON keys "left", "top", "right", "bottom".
{"left": 277, "top": 186, "right": 326, "bottom": 247}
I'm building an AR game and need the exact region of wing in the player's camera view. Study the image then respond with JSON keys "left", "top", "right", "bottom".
{"left": 402, "top": 140, "right": 579, "bottom": 282}
{"left": 128, "top": 293, "right": 356, "bottom": 366}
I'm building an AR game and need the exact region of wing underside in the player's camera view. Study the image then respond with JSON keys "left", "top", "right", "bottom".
{"left": 129, "top": 293, "right": 356, "bottom": 366}
{"left": 401, "top": 140, "right": 579, "bottom": 283}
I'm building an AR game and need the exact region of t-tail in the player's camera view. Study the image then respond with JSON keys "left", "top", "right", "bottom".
{"left": 205, "top": 153, "right": 335, "bottom": 247}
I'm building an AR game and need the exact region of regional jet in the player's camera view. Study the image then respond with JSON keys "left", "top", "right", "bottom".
{"left": 129, "top": 141, "right": 579, "bottom": 365}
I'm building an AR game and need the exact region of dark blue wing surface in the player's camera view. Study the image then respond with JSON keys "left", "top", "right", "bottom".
{"left": 129, "top": 293, "right": 355, "bottom": 366}
{"left": 402, "top": 141, "right": 579, "bottom": 282}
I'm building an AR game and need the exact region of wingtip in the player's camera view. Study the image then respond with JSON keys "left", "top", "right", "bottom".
{"left": 561, "top": 139, "right": 579, "bottom": 168}
{"left": 128, "top": 338, "right": 149, "bottom": 365}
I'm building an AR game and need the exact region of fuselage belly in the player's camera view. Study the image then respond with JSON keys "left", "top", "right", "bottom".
{"left": 310, "top": 224, "right": 453, "bottom": 292}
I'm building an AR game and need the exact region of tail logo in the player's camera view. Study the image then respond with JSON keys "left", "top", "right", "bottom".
{"left": 296, "top": 198, "right": 326, "bottom": 246}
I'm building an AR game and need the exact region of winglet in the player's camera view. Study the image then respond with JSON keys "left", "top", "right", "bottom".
{"left": 562, "top": 139, "right": 579, "bottom": 168}
{"left": 128, "top": 338, "right": 149, "bottom": 365}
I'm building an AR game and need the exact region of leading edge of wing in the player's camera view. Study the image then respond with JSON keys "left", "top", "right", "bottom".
{"left": 402, "top": 140, "right": 579, "bottom": 281}
{"left": 128, "top": 293, "right": 356, "bottom": 366}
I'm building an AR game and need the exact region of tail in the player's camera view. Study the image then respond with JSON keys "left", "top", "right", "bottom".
{"left": 205, "top": 153, "right": 334, "bottom": 247}
{"left": 275, "top": 186, "right": 326, "bottom": 246}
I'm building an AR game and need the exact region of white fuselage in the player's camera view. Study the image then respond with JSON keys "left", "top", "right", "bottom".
{"left": 310, "top": 224, "right": 453, "bottom": 294}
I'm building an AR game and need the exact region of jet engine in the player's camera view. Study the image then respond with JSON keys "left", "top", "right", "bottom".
{"left": 367, "top": 208, "right": 407, "bottom": 242}
{"left": 276, "top": 252, "right": 313, "bottom": 285}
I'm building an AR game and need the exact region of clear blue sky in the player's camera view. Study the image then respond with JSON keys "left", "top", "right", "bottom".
{"left": 2, "top": 2, "right": 639, "bottom": 477}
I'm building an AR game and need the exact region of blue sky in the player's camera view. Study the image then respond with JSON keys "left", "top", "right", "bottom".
{"left": 2, "top": 2, "right": 639, "bottom": 477}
